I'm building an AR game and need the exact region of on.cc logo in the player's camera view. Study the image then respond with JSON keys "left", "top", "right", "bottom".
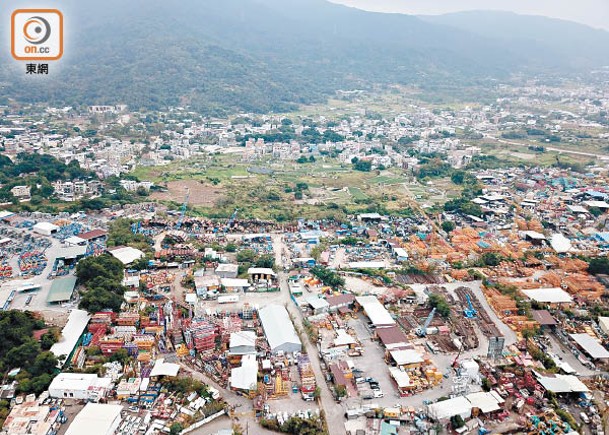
{"left": 23, "top": 16, "right": 51, "bottom": 45}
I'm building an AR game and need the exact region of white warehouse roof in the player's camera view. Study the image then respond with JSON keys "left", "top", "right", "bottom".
{"left": 109, "top": 246, "right": 145, "bottom": 265}
{"left": 389, "top": 366, "right": 412, "bottom": 389}
{"left": 550, "top": 234, "right": 573, "bottom": 254}
{"left": 390, "top": 349, "right": 424, "bottom": 366}
{"left": 522, "top": 230, "right": 546, "bottom": 240}
{"left": 149, "top": 358, "right": 180, "bottom": 377}
{"left": 426, "top": 396, "right": 472, "bottom": 421}
{"left": 534, "top": 372, "right": 589, "bottom": 393}
{"left": 48, "top": 373, "right": 112, "bottom": 397}
{"left": 306, "top": 296, "right": 330, "bottom": 311}
{"left": 230, "top": 354, "right": 258, "bottom": 391}
{"left": 356, "top": 296, "right": 396, "bottom": 327}
{"left": 65, "top": 403, "right": 123, "bottom": 435}
{"left": 50, "top": 309, "right": 91, "bottom": 367}
{"left": 247, "top": 267, "right": 276, "bottom": 276}
{"left": 465, "top": 391, "right": 504, "bottom": 414}
{"left": 570, "top": 333, "right": 609, "bottom": 360}
{"left": 522, "top": 288, "right": 573, "bottom": 304}
{"left": 33, "top": 222, "right": 59, "bottom": 234}
{"left": 229, "top": 331, "right": 257, "bottom": 354}
{"left": 258, "top": 304, "right": 301, "bottom": 353}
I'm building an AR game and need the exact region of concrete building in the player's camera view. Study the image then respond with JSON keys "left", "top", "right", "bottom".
{"left": 48, "top": 373, "right": 113, "bottom": 401}
{"left": 1, "top": 397, "right": 60, "bottom": 435}
{"left": 215, "top": 263, "right": 239, "bottom": 279}
{"left": 10, "top": 185, "right": 31, "bottom": 199}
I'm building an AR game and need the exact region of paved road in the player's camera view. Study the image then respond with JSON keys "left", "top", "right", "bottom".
{"left": 547, "top": 334, "right": 595, "bottom": 377}
{"left": 272, "top": 234, "right": 346, "bottom": 435}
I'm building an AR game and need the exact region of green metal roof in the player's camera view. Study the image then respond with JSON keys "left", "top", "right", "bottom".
{"left": 47, "top": 276, "right": 77, "bottom": 303}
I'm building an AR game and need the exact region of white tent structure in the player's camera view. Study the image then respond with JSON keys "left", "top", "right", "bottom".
{"left": 33, "top": 222, "right": 59, "bottom": 236}
{"left": 109, "top": 246, "right": 145, "bottom": 265}
{"left": 258, "top": 304, "right": 301, "bottom": 354}
{"left": 426, "top": 396, "right": 472, "bottom": 421}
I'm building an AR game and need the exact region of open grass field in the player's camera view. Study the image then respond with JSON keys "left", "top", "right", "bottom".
{"left": 150, "top": 179, "right": 224, "bottom": 207}
{"left": 131, "top": 154, "right": 417, "bottom": 220}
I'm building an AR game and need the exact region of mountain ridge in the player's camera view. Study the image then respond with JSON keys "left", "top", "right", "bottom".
{"left": 0, "top": 1, "right": 605, "bottom": 114}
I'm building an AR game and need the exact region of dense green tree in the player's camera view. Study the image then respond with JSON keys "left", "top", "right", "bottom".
{"left": 310, "top": 266, "right": 344, "bottom": 288}
{"left": 255, "top": 254, "right": 275, "bottom": 269}
{"left": 170, "top": 423, "right": 184, "bottom": 435}
{"left": 40, "top": 331, "right": 58, "bottom": 351}
{"left": 428, "top": 293, "right": 451, "bottom": 318}
{"left": 76, "top": 254, "right": 124, "bottom": 283}
{"left": 441, "top": 221, "right": 456, "bottom": 233}
{"left": 236, "top": 249, "right": 257, "bottom": 263}
{"left": 353, "top": 160, "right": 372, "bottom": 172}
{"left": 588, "top": 257, "right": 609, "bottom": 275}
{"left": 481, "top": 252, "right": 502, "bottom": 267}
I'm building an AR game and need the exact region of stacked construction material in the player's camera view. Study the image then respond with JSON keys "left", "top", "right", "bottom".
{"left": 298, "top": 355, "right": 316, "bottom": 400}
{"left": 133, "top": 334, "right": 155, "bottom": 351}
{"left": 99, "top": 337, "right": 125, "bottom": 355}
{"left": 184, "top": 318, "right": 217, "bottom": 351}
{"left": 0, "top": 264, "right": 12, "bottom": 279}
{"left": 216, "top": 314, "right": 242, "bottom": 344}
{"left": 117, "top": 312, "right": 140, "bottom": 326}
{"left": 168, "top": 329, "right": 184, "bottom": 346}
{"left": 18, "top": 251, "right": 47, "bottom": 275}
{"left": 88, "top": 312, "right": 113, "bottom": 333}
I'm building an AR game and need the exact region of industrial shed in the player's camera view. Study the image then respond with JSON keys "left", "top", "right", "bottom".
{"left": 229, "top": 354, "right": 259, "bottom": 392}
{"left": 229, "top": 331, "right": 257, "bottom": 356}
{"left": 355, "top": 295, "right": 396, "bottom": 328}
{"left": 149, "top": 358, "right": 180, "bottom": 377}
{"left": 522, "top": 288, "right": 573, "bottom": 304}
{"left": 306, "top": 296, "right": 330, "bottom": 314}
{"left": 33, "top": 221, "right": 59, "bottom": 236}
{"left": 47, "top": 276, "right": 77, "bottom": 303}
{"left": 215, "top": 263, "right": 239, "bottom": 279}
{"left": 535, "top": 372, "right": 589, "bottom": 393}
{"left": 65, "top": 403, "right": 123, "bottom": 435}
{"left": 426, "top": 396, "right": 472, "bottom": 421}
{"left": 570, "top": 333, "right": 609, "bottom": 360}
{"left": 48, "top": 373, "right": 113, "bottom": 401}
{"left": 50, "top": 309, "right": 91, "bottom": 367}
{"left": 258, "top": 304, "right": 301, "bottom": 354}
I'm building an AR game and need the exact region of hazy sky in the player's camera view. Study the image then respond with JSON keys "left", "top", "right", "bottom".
{"left": 330, "top": 0, "right": 609, "bottom": 30}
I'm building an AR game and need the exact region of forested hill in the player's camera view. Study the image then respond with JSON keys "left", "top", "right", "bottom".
{"left": 0, "top": 0, "right": 608, "bottom": 115}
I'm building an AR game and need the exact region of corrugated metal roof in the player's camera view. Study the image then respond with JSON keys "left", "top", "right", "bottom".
{"left": 47, "top": 276, "right": 77, "bottom": 303}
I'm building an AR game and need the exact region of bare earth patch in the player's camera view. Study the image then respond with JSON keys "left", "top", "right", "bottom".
{"left": 152, "top": 180, "right": 224, "bottom": 206}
